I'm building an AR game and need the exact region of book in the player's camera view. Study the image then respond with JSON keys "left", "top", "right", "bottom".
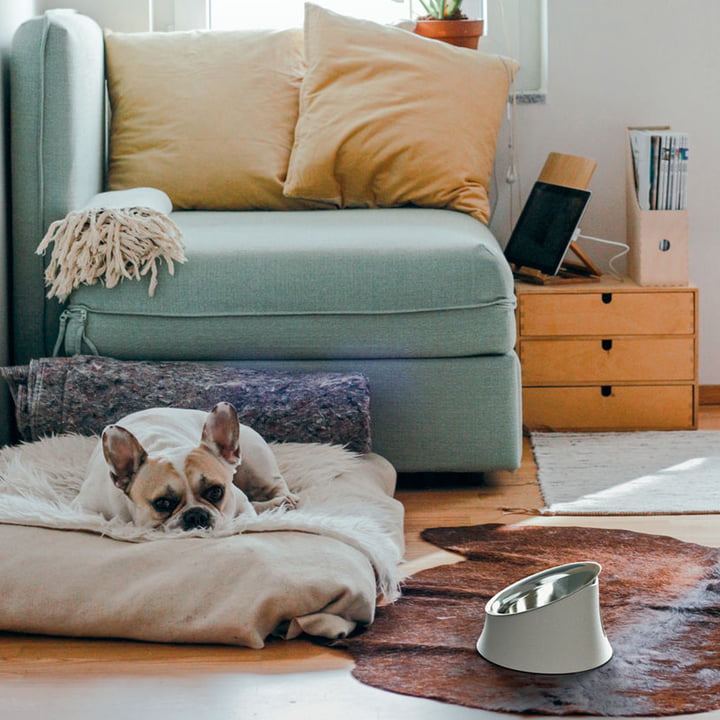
{"left": 629, "top": 130, "right": 652, "bottom": 210}
{"left": 628, "top": 129, "right": 689, "bottom": 210}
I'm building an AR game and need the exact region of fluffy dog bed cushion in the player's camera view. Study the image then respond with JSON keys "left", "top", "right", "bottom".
{"left": 1, "top": 355, "right": 370, "bottom": 451}
{"left": 0, "top": 436, "right": 403, "bottom": 647}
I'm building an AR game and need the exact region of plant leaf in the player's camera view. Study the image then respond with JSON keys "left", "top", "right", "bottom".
{"left": 418, "top": 0, "right": 435, "bottom": 17}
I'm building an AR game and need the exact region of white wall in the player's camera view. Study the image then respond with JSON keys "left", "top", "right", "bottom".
{"left": 38, "top": 0, "right": 150, "bottom": 30}
{"left": 38, "top": 0, "right": 206, "bottom": 31}
{"left": 490, "top": 0, "right": 720, "bottom": 383}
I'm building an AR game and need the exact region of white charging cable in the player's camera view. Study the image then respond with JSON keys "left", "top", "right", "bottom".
{"left": 498, "top": 0, "right": 521, "bottom": 228}
{"left": 500, "top": 59, "right": 520, "bottom": 228}
{"left": 576, "top": 230, "right": 630, "bottom": 279}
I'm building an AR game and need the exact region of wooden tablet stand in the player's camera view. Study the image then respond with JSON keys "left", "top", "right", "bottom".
{"left": 511, "top": 152, "right": 603, "bottom": 285}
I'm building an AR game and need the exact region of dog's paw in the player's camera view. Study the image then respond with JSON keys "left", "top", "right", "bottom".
{"left": 252, "top": 492, "right": 300, "bottom": 513}
{"left": 282, "top": 491, "right": 300, "bottom": 509}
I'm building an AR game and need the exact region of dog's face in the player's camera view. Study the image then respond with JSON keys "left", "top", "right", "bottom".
{"left": 101, "top": 402, "right": 247, "bottom": 530}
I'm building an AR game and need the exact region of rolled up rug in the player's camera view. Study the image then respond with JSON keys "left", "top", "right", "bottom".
{"left": 36, "top": 187, "right": 186, "bottom": 301}
{"left": 0, "top": 355, "right": 372, "bottom": 452}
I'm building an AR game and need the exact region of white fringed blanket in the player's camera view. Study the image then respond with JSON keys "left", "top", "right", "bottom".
{"left": 0, "top": 436, "right": 404, "bottom": 647}
{"left": 36, "top": 188, "right": 186, "bottom": 300}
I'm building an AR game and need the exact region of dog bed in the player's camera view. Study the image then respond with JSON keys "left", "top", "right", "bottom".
{"left": 1, "top": 355, "right": 371, "bottom": 450}
{"left": 0, "top": 435, "right": 403, "bottom": 648}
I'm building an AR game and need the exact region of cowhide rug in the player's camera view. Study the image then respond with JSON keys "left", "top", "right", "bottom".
{"left": 341, "top": 524, "right": 720, "bottom": 716}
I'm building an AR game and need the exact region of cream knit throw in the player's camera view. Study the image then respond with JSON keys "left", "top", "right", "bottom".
{"left": 36, "top": 188, "right": 187, "bottom": 301}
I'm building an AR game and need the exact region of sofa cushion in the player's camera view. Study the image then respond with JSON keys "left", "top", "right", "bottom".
{"left": 283, "top": 3, "right": 518, "bottom": 224}
{"left": 66, "top": 208, "right": 516, "bottom": 360}
{"left": 105, "top": 28, "right": 315, "bottom": 211}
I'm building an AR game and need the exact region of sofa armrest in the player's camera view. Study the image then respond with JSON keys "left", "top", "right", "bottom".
{"left": 10, "top": 10, "right": 106, "bottom": 363}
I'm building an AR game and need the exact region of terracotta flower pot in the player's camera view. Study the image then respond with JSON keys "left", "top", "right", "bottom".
{"left": 413, "top": 19, "right": 484, "bottom": 49}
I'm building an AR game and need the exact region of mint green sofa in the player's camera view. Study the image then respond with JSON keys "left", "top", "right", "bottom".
{"left": 8, "top": 10, "right": 521, "bottom": 473}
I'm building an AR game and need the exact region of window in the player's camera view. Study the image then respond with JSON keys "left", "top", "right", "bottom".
{"left": 43, "top": 0, "right": 544, "bottom": 95}
{"left": 209, "top": 0, "right": 415, "bottom": 29}
{"left": 208, "top": 0, "right": 545, "bottom": 98}
{"left": 483, "top": 0, "right": 546, "bottom": 99}
{"left": 183, "top": 0, "right": 547, "bottom": 97}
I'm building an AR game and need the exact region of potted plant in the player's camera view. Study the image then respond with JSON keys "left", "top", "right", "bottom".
{"left": 407, "top": 1, "right": 485, "bottom": 49}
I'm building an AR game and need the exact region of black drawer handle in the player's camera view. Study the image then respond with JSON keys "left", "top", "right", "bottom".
{"left": 601, "top": 385, "right": 613, "bottom": 397}
{"left": 601, "top": 339, "right": 613, "bottom": 351}
{"left": 602, "top": 293, "right": 613, "bottom": 304}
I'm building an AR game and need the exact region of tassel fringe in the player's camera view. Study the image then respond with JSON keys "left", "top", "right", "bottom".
{"left": 36, "top": 207, "right": 187, "bottom": 301}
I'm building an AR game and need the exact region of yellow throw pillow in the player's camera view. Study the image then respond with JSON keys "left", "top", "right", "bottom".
{"left": 284, "top": 3, "right": 518, "bottom": 224}
{"left": 106, "top": 29, "right": 315, "bottom": 210}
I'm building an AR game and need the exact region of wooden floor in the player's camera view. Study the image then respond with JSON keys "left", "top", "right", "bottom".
{"left": 2, "top": 407, "right": 720, "bottom": 719}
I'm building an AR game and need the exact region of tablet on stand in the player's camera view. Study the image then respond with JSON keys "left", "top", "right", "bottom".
{"left": 504, "top": 181, "right": 601, "bottom": 285}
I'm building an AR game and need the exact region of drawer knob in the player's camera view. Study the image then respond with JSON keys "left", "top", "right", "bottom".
{"left": 601, "top": 385, "right": 613, "bottom": 397}
{"left": 601, "top": 339, "right": 613, "bottom": 351}
{"left": 601, "top": 293, "right": 613, "bottom": 304}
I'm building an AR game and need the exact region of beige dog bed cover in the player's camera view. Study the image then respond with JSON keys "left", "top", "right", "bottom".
{"left": 0, "top": 436, "right": 404, "bottom": 648}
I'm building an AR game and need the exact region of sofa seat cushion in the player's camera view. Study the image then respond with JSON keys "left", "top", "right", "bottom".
{"left": 66, "top": 208, "right": 516, "bottom": 361}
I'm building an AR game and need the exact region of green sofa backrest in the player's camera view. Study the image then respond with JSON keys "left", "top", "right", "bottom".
{"left": 11, "top": 10, "right": 105, "bottom": 363}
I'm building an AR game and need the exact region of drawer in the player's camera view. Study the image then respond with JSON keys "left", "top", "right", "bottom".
{"left": 518, "top": 291, "right": 695, "bottom": 337}
{"left": 520, "top": 337, "right": 696, "bottom": 384}
{"left": 523, "top": 385, "right": 696, "bottom": 430}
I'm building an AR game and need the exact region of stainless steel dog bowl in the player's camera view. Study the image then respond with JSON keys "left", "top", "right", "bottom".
{"left": 476, "top": 561, "right": 613, "bottom": 674}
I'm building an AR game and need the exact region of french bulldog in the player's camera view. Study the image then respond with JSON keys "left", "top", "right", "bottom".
{"left": 76, "top": 402, "right": 299, "bottom": 530}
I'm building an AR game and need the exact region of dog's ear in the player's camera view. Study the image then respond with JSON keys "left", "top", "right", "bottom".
{"left": 102, "top": 425, "right": 148, "bottom": 494}
{"left": 202, "top": 402, "right": 241, "bottom": 466}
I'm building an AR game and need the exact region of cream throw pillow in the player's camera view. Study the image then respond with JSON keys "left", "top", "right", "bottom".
{"left": 284, "top": 4, "right": 518, "bottom": 223}
{"left": 106, "top": 29, "right": 314, "bottom": 210}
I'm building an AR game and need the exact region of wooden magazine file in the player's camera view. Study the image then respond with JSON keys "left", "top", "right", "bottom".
{"left": 626, "top": 126, "right": 689, "bottom": 286}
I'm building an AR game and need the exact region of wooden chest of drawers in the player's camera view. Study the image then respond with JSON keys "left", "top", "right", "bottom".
{"left": 516, "top": 278, "right": 698, "bottom": 431}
